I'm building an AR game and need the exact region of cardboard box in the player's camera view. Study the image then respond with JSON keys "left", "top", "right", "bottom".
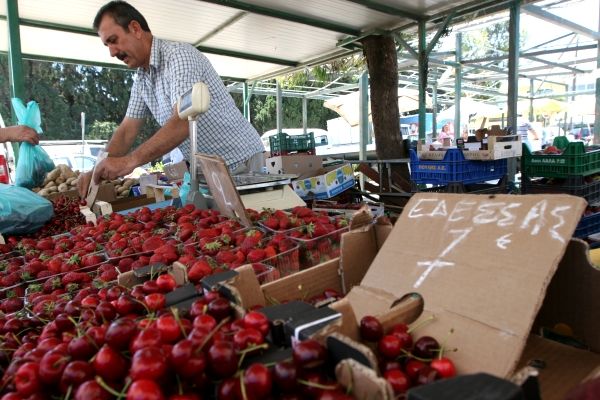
{"left": 292, "top": 163, "right": 355, "bottom": 200}
{"left": 418, "top": 135, "right": 522, "bottom": 160}
{"left": 163, "top": 161, "right": 188, "bottom": 183}
{"left": 265, "top": 155, "right": 322, "bottom": 179}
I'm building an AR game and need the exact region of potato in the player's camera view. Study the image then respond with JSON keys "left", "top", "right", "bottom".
{"left": 44, "top": 181, "right": 56, "bottom": 189}
{"left": 55, "top": 176, "right": 66, "bottom": 185}
{"left": 58, "top": 183, "right": 69, "bottom": 192}
{"left": 122, "top": 179, "right": 135, "bottom": 188}
{"left": 66, "top": 177, "right": 76, "bottom": 185}
{"left": 46, "top": 168, "right": 61, "bottom": 182}
{"left": 46, "top": 186, "right": 58, "bottom": 193}
{"left": 38, "top": 188, "right": 50, "bottom": 197}
{"left": 71, "top": 178, "right": 79, "bottom": 187}
{"left": 118, "top": 187, "right": 130, "bottom": 196}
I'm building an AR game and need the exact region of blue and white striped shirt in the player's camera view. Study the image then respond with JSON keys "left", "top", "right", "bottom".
{"left": 126, "top": 38, "right": 264, "bottom": 169}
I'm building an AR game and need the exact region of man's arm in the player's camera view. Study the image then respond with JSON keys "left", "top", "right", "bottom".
{"left": 93, "top": 107, "right": 188, "bottom": 182}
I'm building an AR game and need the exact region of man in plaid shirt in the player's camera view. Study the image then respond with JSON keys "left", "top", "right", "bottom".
{"left": 79, "top": 0, "right": 265, "bottom": 196}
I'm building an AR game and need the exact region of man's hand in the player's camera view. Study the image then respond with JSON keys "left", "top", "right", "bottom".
{"left": 3, "top": 126, "right": 39, "bottom": 145}
{"left": 93, "top": 155, "right": 137, "bottom": 184}
{"left": 77, "top": 171, "right": 92, "bottom": 199}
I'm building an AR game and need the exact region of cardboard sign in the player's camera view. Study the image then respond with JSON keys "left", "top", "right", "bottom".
{"left": 360, "top": 193, "right": 586, "bottom": 377}
{"left": 195, "top": 154, "right": 252, "bottom": 227}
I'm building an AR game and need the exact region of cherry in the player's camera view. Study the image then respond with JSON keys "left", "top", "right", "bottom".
{"left": 142, "top": 280, "right": 160, "bottom": 294}
{"left": 67, "top": 335, "right": 96, "bottom": 360}
{"left": 377, "top": 334, "right": 404, "bottom": 359}
{"left": 412, "top": 336, "right": 439, "bottom": 359}
{"left": 156, "top": 314, "right": 182, "bottom": 343}
{"left": 93, "top": 344, "right": 128, "bottom": 382}
{"left": 404, "top": 359, "right": 427, "bottom": 382}
{"left": 207, "top": 341, "right": 239, "bottom": 379}
{"left": 243, "top": 311, "right": 269, "bottom": 336}
{"left": 130, "top": 347, "right": 168, "bottom": 381}
{"left": 130, "top": 327, "right": 163, "bottom": 353}
{"left": 60, "top": 360, "right": 94, "bottom": 390}
{"left": 430, "top": 356, "right": 456, "bottom": 378}
{"left": 189, "top": 298, "right": 208, "bottom": 318}
{"left": 14, "top": 361, "right": 40, "bottom": 396}
{"left": 416, "top": 365, "right": 441, "bottom": 386}
{"left": 207, "top": 298, "right": 231, "bottom": 321}
{"left": 384, "top": 368, "right": 411, "bottom": 394}
{"left": 95, "top": 301, "right": 117, "bottom": 323}
{"left": 193, "top": 314, "right": 217, "bottom": 331}
{"left": 359, "top": 315, "right": 383, "bottom": 342}
{"left": 105, "top": 318, "right": 138, "bottom": 351}
{"left": 217, "top": 377, "right": 241, "bottom": 400}
{"left": 233, "top": 327, "right": 264, "bottom": 351}
{"left": 156, "top": 274, "right": 177, "bottom": 292}
{"left": 273, "top": 360, "right": 298, "bottom": 393}
{"left": 318, "top": 390, "right": 354, "bottom": 400}
{"left": 38, "top": 350, "right": 70, "bottom": 385}
{"left": 292, "top": 339, "right": 327, "bottom": 369}
{"left": 145, "top": 293, "right": 166, "bottom": 312}
{"left": 74, "top": 380, "right": 111, "bottom": 400}
{"left": 243, "top": 363, "right": 272, "bottom": 399}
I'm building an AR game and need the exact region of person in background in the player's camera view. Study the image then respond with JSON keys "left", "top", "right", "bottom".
{"left": 0, "top": 126, "right": 39, "bottom": 145}
{"left": 517, "top": 116, "right": 540, "bottom": 151}
{"left": 78, "top": 0, "right": 265, "bottom": 197}
{"left": 438, "top": 123, "right": 453, "bottom": 144}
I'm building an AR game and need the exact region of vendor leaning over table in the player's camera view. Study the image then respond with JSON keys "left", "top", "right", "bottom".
{"left": 0, "top": 125, "right": 39, "bottom": 145}
{"left": 78, "top": 0, "right": 265, "bottom": 197}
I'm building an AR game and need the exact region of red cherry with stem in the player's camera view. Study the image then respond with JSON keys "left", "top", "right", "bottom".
{"left": 130, "top": 347, "right": 168, "bottom": 381}
{"left": 379, "top": 359, "right": 403, "bottom": 373}
{"left": 74, "top": 380, "right": 111, "bottom": 400}
{"left": 156, "top": 314, "right": 183, "bottom": 343}
{"left": 14, "top": 361, "right": 40, "bottom": 396}
{"left": 430, "top": 356, "right": 456, "bottom": 378}
{"left": 359, "top": 315, "right": 384, "bottom": 342}
{"left": 416, "top": 365, "right": 441, "bottom": 386}
{"left": 292, "top": 339, "right": 327, "bottom": 369}
{"left": 189, "top": 298, "right": 208, "bottom": 318}
{"left": 142, "top": 280, "right": 160, "bottom": 294}
{"left": 156, "top": 274, "right": 177, "bottom": 292}
{"left": 217, "top": 377, "right": 241, "bottom": 400}
{"left": 243, "top": 363, "right": 273, "bottom": 399}
{"left": 67, "top": 336, "right": 96, "bottom": 360}
{"left": 404, "top": 359, "right": 427, "bottom": 382}
{"left": 207, "top": 298, "right": 232, "bottom": 321}
{"left": 391, "top": 330, "right": 413, "bottom": 349}
{"left": 412, "top": 336, "right": 439, "bottom": 359}
{"left": 273, "top": 360, "right": 298, "bottom": 393}
{"left": 130, "top": 327, "right": 163, "bottom": 353}
{"left": 243, "top": 311, "right": 270, "bottom": 336}
{"left": 38, "top": 350, "right": 70, "bottom": 385}
{"left": 233, "top": 327, "right": 264, "bottom": 351}
{"left": 193, "top": 314, "right": 217, "bottom": 331}
{"left": 207, "top": 341, "right": 239, "bottom": 379}
{"left": 95, "top": 301, "right": 117, "bottom": 323}
{"left": 93, "top": 344, "right": 128, "bottom": 382}
{"left": 105, "top": 318, "right": 138, "bottom": 351}
{"left": 377, "top": 334, "right": 404, "bottom": 359}
{"left": 60, "top": 360, "right": 94, "bottom": 390}
{"left": 126, "top": 379, "right": 165, "bottom": 400}
{"left": 384, "top": 368, "right": 411, "bottom": 394}
{"left": 144, "top": 293, "right": 166, "bottom": 312}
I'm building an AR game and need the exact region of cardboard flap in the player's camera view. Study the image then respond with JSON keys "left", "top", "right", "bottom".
{"left": 335, "top": 358, "right": 394, "bottom": 400}
{"left": 361, "top": 193, "right": 586, "bottom": 377}
{"left": 534, "top": 239, "right": 600, "bottom": 353}
{"left": 223, "top": 264, "right": 265, "bottom": 308}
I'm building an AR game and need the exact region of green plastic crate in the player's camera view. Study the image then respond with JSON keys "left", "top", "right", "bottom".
{"left": 269, "top": 132, "right": 315, "bottom": 156}
{"left": 521, "top": 137, "right": 600, "bottom": 178}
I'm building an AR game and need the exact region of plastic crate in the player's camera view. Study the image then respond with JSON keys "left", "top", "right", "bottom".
{"left": 521, "top": 175, "right": 600, "bottom": 204}
{"left": 412, "top": 176, "right": 508, "bottom": 194}
{"left": 521, "top": 137, "right": 600, "bottom": 178}
{"left": 269, "top": 132, "right": 316, "bottom": 156}
{"left": 409, "top": 149, "right": 507, "bottom": 185}
{"left": 574, "top": 212, "right": 600, "bottom": 238}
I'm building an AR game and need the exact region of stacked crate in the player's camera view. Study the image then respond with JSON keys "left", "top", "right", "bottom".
{"left": 521, "top": 136, "right": 600, "bottom": 239}
{"left": 409, "top": 148, "right": 508, "bottom": 193}
{"left": 269, "top": 132, "right": 316, "bottom": 156}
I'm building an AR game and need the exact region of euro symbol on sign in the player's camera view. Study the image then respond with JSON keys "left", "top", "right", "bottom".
{"left": 496, "top": 233, "right": 512, "bottom": 250}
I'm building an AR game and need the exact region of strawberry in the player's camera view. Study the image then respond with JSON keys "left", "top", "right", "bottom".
{"left": 1, "top": 296, "right": 23, "bottom": 313}
{"left": 247, "top": 249, "right": 266, "bottom": 263}
{"left": 43, "top": 277, "right": 62, "bottom": 293}
{"left": 263, "top": 216, "right": 280, "bottom": 230}
{"left": 188, "top": 260, "right": 213, "bottom": 283}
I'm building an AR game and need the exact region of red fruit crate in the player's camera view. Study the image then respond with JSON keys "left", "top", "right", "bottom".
{"left": 260, "top": 236, "right": 300, "bottom": 278}
{"left": 288, "top": 223, "right": 350, "bottom": 270}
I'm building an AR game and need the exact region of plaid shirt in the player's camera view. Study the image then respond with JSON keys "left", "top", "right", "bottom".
{"left": 126, "top": 38, "right": 264, "bottom": 168}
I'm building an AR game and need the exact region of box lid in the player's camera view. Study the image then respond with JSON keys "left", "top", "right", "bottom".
{"left": 359, "top": 193, "right": 586, "bottom": 377}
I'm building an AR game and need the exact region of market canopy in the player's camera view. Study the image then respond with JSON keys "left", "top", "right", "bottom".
{"left": 0, "top": 0, "right": 513, "bottom": 81}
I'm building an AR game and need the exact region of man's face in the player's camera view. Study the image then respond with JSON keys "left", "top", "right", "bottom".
{"left": 97, "top": 15, "right": 146, "bottom": 69}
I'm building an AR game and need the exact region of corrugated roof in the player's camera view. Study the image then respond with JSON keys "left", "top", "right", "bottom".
{"left": 0, "top": 0, "right": 499, "bottom": 81}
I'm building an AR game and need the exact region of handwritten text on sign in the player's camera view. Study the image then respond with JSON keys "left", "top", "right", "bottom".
{"left": 407, "top": 198, "right": 573, "bottom": 288}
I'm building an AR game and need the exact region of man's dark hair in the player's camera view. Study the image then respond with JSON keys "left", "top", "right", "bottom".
{"left": 93, "top": 1, "right": 151, "bottom": 32}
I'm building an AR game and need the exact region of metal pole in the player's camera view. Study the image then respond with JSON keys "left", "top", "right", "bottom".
{"left": 507, "top": 0, "right": 520, "bottom": 183}
{"left": 359, "top": 71, "right": 368, "bottom": 191}
{"left": 81, "top": 112, "right": 85, "bottom": 155}
{"left": 529, "top": 79, "right": 534, "bottom": 122}
{"left": 242, "top": 82, "right": 250, "bottom": 121}
{"left": 418, "top": 20, "right": 427, "bottom": 142}
{"left": 595, "top": 7, "right": 599, "bottom": 144}
{"left": 454, "top": 32, "right": 462, "bottom": 140}
{"left": 6, "top": 0, "right": 24, "bottom": 164}
{"left": 276, "top": 81, "right": 283, "bottom": 132}
{"left": 432, "top": 79, "right": 438, "bottom": 136}
{"left": 302, "top": 97, "right": 308, "bottom": 134}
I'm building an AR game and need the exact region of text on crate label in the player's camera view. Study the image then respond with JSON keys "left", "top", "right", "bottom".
{"left": 407, "top": 198, "right": 571, "bottom": 242}
{"left": 418, "top": 165, "right": 448, "bottom": 171}
{"left": 530, "top": 158, "right": 567, "bottom": 164}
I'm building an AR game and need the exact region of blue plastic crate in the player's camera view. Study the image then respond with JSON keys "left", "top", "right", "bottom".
{"left": 409, "top": 149, "right": 508, "bottom": 185}
{"left": 574, "top": 212, "right": 600, "bottom": 238}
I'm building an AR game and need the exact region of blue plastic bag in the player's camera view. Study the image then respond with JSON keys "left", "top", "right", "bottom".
{"left": 11, "top": 98, "right": 55, "bottom": 188}
{"left": 179, "top": 172, "right": 191, "bottom": 205}
{"left": 0, "top": 184, "right": 54, "bottom": 235}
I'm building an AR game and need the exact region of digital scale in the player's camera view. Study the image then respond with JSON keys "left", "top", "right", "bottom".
{"left": 177, "top": 83, "right": 305, "bottom": 219}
